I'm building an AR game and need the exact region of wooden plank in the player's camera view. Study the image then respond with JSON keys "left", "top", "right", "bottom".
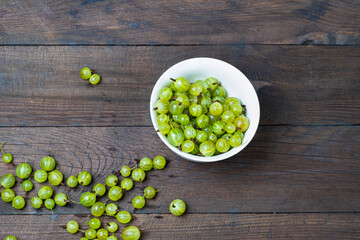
{"left": 0, "top": 214, "right": 359, "bottom": 240}
{"left": 0, "top": 125, "right": 359, "bottom": 214}
{"left": 0, "top": 45, "right": 359, "bottom": 127}
{"left": 0, "top": 0, "right": 359, "bottom": 45}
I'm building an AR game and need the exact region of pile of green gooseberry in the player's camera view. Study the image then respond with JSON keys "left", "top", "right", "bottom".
{"left": 80, "top": 67, "right": 101, "bottom": 85}
{"left": 1, "top": 143, "right": 186, "bottom": 240}
{"left": 154, "top": 77, "right": 249, "bottom": 157}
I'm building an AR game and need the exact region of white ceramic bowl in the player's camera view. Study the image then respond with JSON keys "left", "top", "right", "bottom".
{"left": 150, "top": 57, "right": 260, "bottom": 162}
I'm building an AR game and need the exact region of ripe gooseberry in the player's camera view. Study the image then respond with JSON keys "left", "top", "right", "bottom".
{"left": 0, "top": 142, "right": 13, "bottom": 163}
{"left": 131, "top": 168, "right": 145, "bottom": 182}
{"left": 44, "top": 198, "right": 55, "bottom": 212}
{"left": 199, "top": 140, "right": 216, "bottom": 157}
{"left": 30, "top": 197, "right": 43, "bottom": 209}
{"left": 106, "top": 175, "right": 118, "bottom": 187}
{"left": 143, "top": 186, "right": 160, "bottom": 199}
{"left": 67, "top": 220, "right": 79, "bottom": 234}
{"left": 107, "top": 222, "right": 118, "bottom": 233}
{"left": 78, "top": 171, "right": 92, "bottom": 186}
{"left": 40, "top": 156, "right": 56, "bottom": 172}
{"left": 34, "top": 169, "right": 48, "bottom": 183}
{"left": 12, "top": 196, "right": 26, "bottom": 210}
{"left": 38, "top": 185, "right": 53, "bottom": 199}
{"left": 132, "top": 196, "right": 145, "bottom": 209}
{"left": 80, "top": 67, "right": 92, "bottom": 80}
{"left": 108, "top": 186, "right": 123, "bottom": 201}
{"left": 169, "top": 199, "right": 186, "bottom": 216}
{"left": 66, "top": 175, "right": 78, "bottom": 188}
{"left": 120, "top": 165, "right": 132, "bottom": 177}
{"left": 0, "top": 173, "right": 16, "bottom": 189}
{"left": 88, "top": 218, "right": 101, "bottom": 229}
{"left": 80, "top": 192, "right": 97, "bottom": 207}
{"left": 54, "top": 193, "right": 69, "bottom": 206}
{"left": 139, "top": 157, "right": 153, "bottom": 171}
{"left": 48, "top": 170, "right": 63, "bottom": 186}
{"left": 116, "top": 210, "right": 132, "bottom": 224}
{"left": 153, "top": 155, "right": 166, "bottom": 170}
{"left": 121, "top": 226, "right": 141, "bottom": 240}
{"left": 85, "top": 228, "right": 97, "bottom": 239}
{"left": 91, "top": 202, "right": 106, "bottom": 217}
{"left": 1, "top": 188, "right": 15, "bottom": 202}
{"left": 89, "top": 74, "right": 101, "bottom": 85}
{"left": 93, "top": 183, "right": 107, "bottom": 197}
{"left": 4, "top": 236, "right": 17, "bottom": 240}
{"left": 16, "top": 162, "right": 32, "bottom": 179}
{"left": 21, "top": 179, "right": 33, "bottom": 192}
{"left": 105, "top": 203, "right": 119, "bottom": 216}
{"left": 120, "top": 178, "right": 133, "bottom": 191}
{"left": 167, "top": 128, "right": 184, "bottom": 147}
{"left": 96, "top": 228, "right": 108, "bottom": 239}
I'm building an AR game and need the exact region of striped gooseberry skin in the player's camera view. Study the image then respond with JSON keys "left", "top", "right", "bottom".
{"left": 16, "top": 162, "right": 32, "bottom": 179}
{"left": 40, "top": 156, "right": 56, "bottom": 171}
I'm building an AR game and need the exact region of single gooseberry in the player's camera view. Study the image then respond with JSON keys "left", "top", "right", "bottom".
{"left": 12, "top": 196, "right": 26, "bottom": 210}
{"left": 78, "top": 171, "right": 92, "bottom": 186}
{"left": 108, "top": 186, "right": 123, "bottom": 201}
{"left": 120, "top": 165, "right": 132, "bottom": 177}
{"left": 91, "top": 202, "right": 106, "bottom": 217}
{"left": 131, "top": 168, "right": 145, "bottom": 182}
{"left": 116, "top": 210, "right": 132, "bottom": 224}
{"left": 34, "top": 169, "right": 48, "bottom": 183}
{"left": 16, "top": 162, "right": 32, "bottom": 179}
{"left": 38, "top": 185, "right": 53, "bottom": 199}
{"left": 132, "top": 196, "right": 145, "bottom": 209}
{"left": 0, "top": 173, "right": 16, "bottom": 189}
{"left": 21, "top": 179, "right": 33, "bottom": 192}
{"left": 153, "top": 155, "right": 166, "bottom": 170}
{"left": 93, "top": 183, "right": 107, "bottom": 197}
{"left": 48, "top": 170, "right": 63, "bottom": 186}
{"left": 80, "top": 191, "right": 97, "bottom": 207}
{"left": 139, "top": 157, "right": 153, "bottom": 171}
{"left": 30, "top": 197, "right": 43, "bottom": 209}
{"left": 66, "top": 175, "right": 78, "bottom": 188}
{"left": 96, "top": 228, "right": 108, "bottom": 239}
{"left": 121, "top": 226, "right": 141, "bottom": 240}
{"left": 40, "top": 156, "right": 56, "bottom": 172}
{"left": 55, "top": 193, "right": 69, "bottom": 206}
{"left": 88, "top": 217, "right": 101, "bottom": 229}
{"left": 120, "top": 178, "right": 133, "bottom": 191}
{"left": 85, "top": 228, "right": 97, "bottom": 239}
{"left": 107, "top": 222, "right": 118, "bottom": 233}
{"left": 143, "top": 186, "right": 160, "bottom": 199}
{"left": 169, "top": 199, "right": 186, "bottom": 216}
{"left": 1, "top": 188, "right": 15, "bottom": 202}
{"left": 105, "top": 203, "right": 119, "bottom": 216}
{"left": 106, "top": 175, "right": 118, "bottom": 187}
{"left": 67, "top": 220, "right": 79, "bottom": 234}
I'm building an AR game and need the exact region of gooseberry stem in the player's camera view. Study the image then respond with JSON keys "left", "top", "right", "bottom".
{"left": 170, "top": 78, "right": 176, "bottom": 82}
{"left": 0, "top": 141, "right": 6, "bottom": 153}
{"left": 68, "top": 197, "right": 81, "bottom": 204}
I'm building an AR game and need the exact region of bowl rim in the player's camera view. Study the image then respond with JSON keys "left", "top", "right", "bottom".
{"left": 150, "top": 57, "right": 260, "bottom": 162}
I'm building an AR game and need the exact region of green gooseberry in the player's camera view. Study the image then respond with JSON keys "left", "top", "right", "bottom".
{"left": 96, "top": 228, "right": 108, "bottom": 239}
{"left": 89, "top": 74, "right": 101, "bottom": 85}
{"left": 107, "top": 222, "right": 118, "bottom": 233}
{"left": 21, "top": 179, "right": 33, "bottom": 192}
{"left": 4, "top": 236, "right": 17, "bottom": 240}
{"left": 34, "top": 169, "right": 48, "bottom": 183}
{"left": 55, "top": 193, "right": 69, "bottom": 206}
{"left": 88, "top": 217, "right": 101, "bottom": 229}
{"left": 153, "top": 155, "right": 166, "bottom": 170}
{"left": 80, "top": 67, "right": 92, "bottom": 80}
{"left": 78, "top": 171, "right": 92, "bottom": 186}
{"left": 108, "top": 186, "right": 123, "bottom": 201}
{"left": 120, "top": 165, "right": 132, "bottom": 177}
{"left": 48, "top": 170, "right": 63, "bottom": 186}
{"left": 131, "top": 168, "right": 145, "bottom": 182}
{"left": 143, "top": 186, "right": 160, "bottom": 199}
{"left": 1, "top": 188, "right": 15, "bottom": 202}
{"left": 106, "top": 175, "right": 118, "bottom": 187}
{"left": 120, "top": 178, "right": 133, "bottom": 191}
{"left": 80, "top": 192, "right": 97, "bottom": 207}
{"left": 139, "top": 157, "right": 153, "bottom": 171}
{"left": 169, "top": 199, "right": 186, "bottom": 216}
{"left": 66, "top": 175, "right": 78, "bottom": 188}
{"left": 30, "top": 197, "right": 43, "bottom": 209}
{"left": 38, "top": 185, "right": 53, "bottom": 199}
{"left": 40, "top": 156, "right": 56, "bottom": 172}
{"left": 132, "top": 196, "right": 145, "bottom": 209}
{"left": 121, "top": 226, "right": 141, "bottom": 240}
{"left": 105, "top": 203, "right": 119, "bottom": 216}
{"left": 85, "top": 228, "right": 97, "bottom": 239}
{"left": 0, "top": 173, "right": 16, "bottom": 188}
{"left": 93, "top": 183, "right": 107, "bottom": 197}
{"left": 12, "top": 196, "right": 26, "bottom": 210}
{"left": 67, "top": 220, "right": 79, "bottom": 234}
{"left": 199, "top": 140, "right": 216, "bottom": 157}
{"left": 3, "top": 153, "right": 13, "bottom": 163}
{"left": 91, "top": 202, "right": 106, "bottom": 217}
{"left": 116, "top": 210, "right": 132, "bottom": 224}
{"left": 16, "top": 162, "right": 32, "bottom": 179}
{"left": 44, "top": 198, "right": 55, "bottom": 211}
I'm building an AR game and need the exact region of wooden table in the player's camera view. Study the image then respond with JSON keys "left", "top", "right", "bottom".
{"left": 0, "top": 1, "right": 359, "bottom": 239}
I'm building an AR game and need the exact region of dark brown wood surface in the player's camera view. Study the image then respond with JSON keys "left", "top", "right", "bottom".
{"left": 0, "top": 0, "right": 359, "bottom": 239}
{"left": 0, "top": 0, "right": 359, "bottom": 45}
{"left": 0, "top": 46, "right": 359, "bottom": 127}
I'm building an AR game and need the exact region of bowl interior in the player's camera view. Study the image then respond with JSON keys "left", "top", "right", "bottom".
{"left": 150, "top": 57, "right": 260, "bottom": 162}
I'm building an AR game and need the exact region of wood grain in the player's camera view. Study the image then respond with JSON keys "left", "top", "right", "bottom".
{"left": 0, "top": 125, "right": 358, "bottom": 214}
{"left": 0, "top": 213, "right": 359, "bottom": 240}
{"left": 0, "top": 45, "right": 359, "bottom": 127}
{"left": 0, "top": 0, "right": 359, "bottom": 45}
